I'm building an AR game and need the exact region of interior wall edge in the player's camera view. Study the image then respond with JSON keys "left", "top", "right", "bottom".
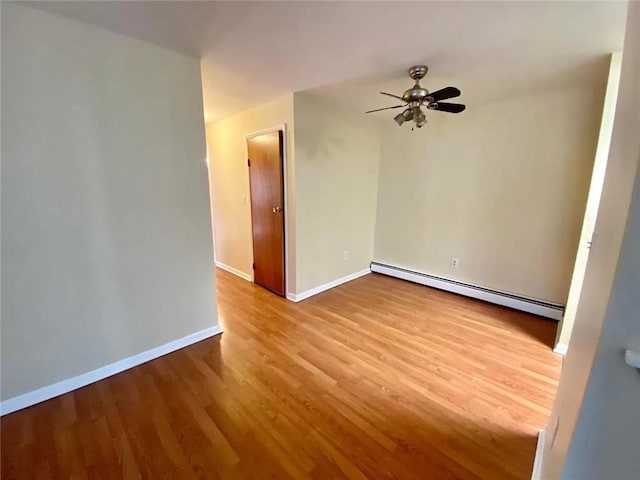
{"left": 554, "top": 50, "right": 625, "bottom": 349}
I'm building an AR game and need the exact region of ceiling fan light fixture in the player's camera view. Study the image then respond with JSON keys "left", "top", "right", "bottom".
{"left": 394, "top": 108, "right": 413, "bottom": 126}
{"left": 366, "top": 66, "right": 465, "bottom": 128}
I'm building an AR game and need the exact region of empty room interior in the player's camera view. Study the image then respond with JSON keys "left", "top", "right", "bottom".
{"left": 2, "top": 1, "right": 639, "bottom": 479}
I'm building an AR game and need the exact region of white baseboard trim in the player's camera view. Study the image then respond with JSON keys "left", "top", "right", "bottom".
{"left": 215, "top": 261, "right": 252, "bottom": 282}
{"left": 531, "top": 428, "right": 546, "bottom": 480}
{"left": 553, "top": 343, "right": 569, "bottom": 356}
{"left": 0, "top": 325, "right": 223, "bottom": 416}
{"left": 287, "top": 268, "right": 371, "bottom": 302}
{"left": 371, "top": 262, "right": 564, "bottom": 320}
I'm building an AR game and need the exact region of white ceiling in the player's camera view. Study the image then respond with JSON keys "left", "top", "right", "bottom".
{"left": 27, "top": 1, "right": 628, "bottom": 123}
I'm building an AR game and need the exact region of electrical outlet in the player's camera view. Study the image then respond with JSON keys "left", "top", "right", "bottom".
{"left": 451, "top": 258, "right": 459, "bottom": 268}
{"left": 343, "top": 251, "right": 349, "bottom": 260}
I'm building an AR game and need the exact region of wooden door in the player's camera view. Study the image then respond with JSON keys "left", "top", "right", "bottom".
{"left": 247, "top": 131, "right": 285, "bottom": 296}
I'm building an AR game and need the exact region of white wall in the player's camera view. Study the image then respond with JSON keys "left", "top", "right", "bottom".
{"left": 1, "top": 5, "right": 218, "bottom": 401}
{"left": 563, "top": 167, "right": 640, "bottom": 479}
{"left": 540, "top": 2, "right": 640, "bottom": 477}
{"left": 293, "top": 93, "right": 381, "bottom": 293}
{"left": 205, "top": 95, "right": 295, "bottom": 290}
{"left": 555, "top": 52, "right": 623, "bottom": 349}
{"left": 372, "top": 74, "right": 607, "bottom": 304}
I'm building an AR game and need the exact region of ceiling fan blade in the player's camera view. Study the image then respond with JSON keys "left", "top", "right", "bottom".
{"left": 429, "top": 102, "right": 466, "bottom": 113}
{"left": 379, "top": 91, "right": 404, "bottom": 101}
{"left": 365, "top": 105, "right": 405, "bottom": 114}
{"left": 426, "top": 86, "right": 461, "bottom": 102}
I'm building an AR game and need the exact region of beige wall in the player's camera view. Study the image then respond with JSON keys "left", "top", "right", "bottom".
{"left": 555, "top": 52, "right": 623, "bottom": 349}
{"left": 206, "top": 95, "right": 295, "bottom": 290}
{"left": 293, "top": 94, "right": 381, "bottom": 293}
{"left": 372, "top": 76, "right": 607, "bottom": 304}
{"left": 541, "top": 2, "right": 640, "bottom": 477}
{"left": 1, "top": 5, "right": 218, "bottom": 400}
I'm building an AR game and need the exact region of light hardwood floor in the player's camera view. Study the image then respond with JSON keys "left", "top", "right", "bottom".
{"left": 1, "top": 270, "right": 561, "bottom": 479}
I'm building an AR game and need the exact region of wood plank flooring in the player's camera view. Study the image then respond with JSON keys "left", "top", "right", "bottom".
{"left": 1, "top": 270, "right": 561, "bottom": 479}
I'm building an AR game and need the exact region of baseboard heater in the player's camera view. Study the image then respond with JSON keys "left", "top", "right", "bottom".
{"left": 370, "top": 262, "right": 564, "bottom": 320}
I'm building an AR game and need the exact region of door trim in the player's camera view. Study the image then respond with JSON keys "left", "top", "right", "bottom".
{"left": 244, "top": 124, "right": 290, "bottom": 297}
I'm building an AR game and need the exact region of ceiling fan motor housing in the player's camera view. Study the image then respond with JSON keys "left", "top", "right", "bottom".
{"left": 403, "top": 87, "right": 430, "bottom": 103}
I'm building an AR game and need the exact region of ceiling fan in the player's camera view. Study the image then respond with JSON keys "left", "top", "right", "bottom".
{"left": 366, "top": 65, "right": 465, "bottom": 128}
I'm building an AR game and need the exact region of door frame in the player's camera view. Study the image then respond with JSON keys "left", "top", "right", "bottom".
{"left": 244, "top": 124, "right": 290, "bottom": 297}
